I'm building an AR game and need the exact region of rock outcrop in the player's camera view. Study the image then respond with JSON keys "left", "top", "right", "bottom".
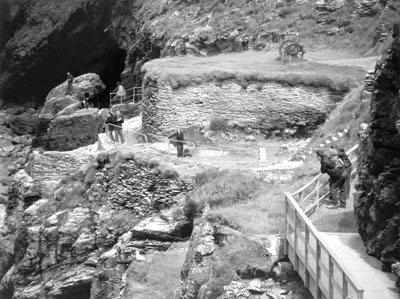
{"left": 355, "top": 34, "right": 400, "bottom": 284}
{"left": 0, "top": 0, "right": 392, "bottom": 108}
{"left": 0, "top": 148, "right": 194, "bottom": 299}
{"left": 177, "top": 217, "right": 312, "bottom": 299}
{"left": 46, "top": 108, "right": 103, "bottom": 151}
{"left": 39, "top": 73, "right": 106, "bottom": 119}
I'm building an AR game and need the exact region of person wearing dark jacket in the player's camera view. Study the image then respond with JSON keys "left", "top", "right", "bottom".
{"left": 337, "top": 147, "right": 352, "bottom": 203}
{"left": 105, "top": 111, "right": 116, "bottom": 141}
{"left": 114, "top": 110, "right": 125, "bottom": 144}
{"left": 169, "top": 128, "right": 184, "bottom": 157}
{"left": 316, "top": 150, "right": 346, "bottom": 209}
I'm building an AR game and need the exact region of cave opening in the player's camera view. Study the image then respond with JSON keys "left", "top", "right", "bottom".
{"left": 54, "top": 283, "right": 91, "bottom": 299}
{"left": 8, "top": 7, "right": 126, "bottom": 108}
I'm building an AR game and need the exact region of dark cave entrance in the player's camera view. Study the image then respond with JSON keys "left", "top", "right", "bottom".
{"left": 10, "top": 7, "right": 126, "bottom": 108}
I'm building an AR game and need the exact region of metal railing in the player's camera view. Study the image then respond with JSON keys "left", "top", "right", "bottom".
{"left": 292, "top": 144, "right": 359, "bottom": 216}
{"left": 284, "top": 192, "right": 364, "bottom": 299}
{"left": 106, "top": 124, "right": 148, "bottom": 148}
{"left": 109, "top": 87, "right": 142, "bottom": 107}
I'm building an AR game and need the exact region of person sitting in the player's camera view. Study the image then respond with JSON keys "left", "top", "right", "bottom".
{"left": 316, "top": 150, "right": 346, "bottom": 209}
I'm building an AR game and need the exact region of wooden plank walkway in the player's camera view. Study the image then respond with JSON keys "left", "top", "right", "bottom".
{"left": 320, "top": 232, "right": 399, "bottom": 299}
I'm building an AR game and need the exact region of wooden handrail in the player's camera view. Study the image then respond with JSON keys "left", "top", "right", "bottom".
{"left": 285, "top": 192, "right": 364, "bottom": 299}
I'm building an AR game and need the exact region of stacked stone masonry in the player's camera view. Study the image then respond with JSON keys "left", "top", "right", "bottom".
{"left": 143, "top": 80, "right": 341, "bottom": 135}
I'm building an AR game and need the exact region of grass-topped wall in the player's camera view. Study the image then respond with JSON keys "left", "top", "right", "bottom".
{"left": 141, "top": 51, "right": 365, "bottom": 135}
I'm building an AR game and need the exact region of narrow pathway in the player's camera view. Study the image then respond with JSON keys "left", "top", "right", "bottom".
{"left": 320, "top": 232, "right": 398, "bottom": 299}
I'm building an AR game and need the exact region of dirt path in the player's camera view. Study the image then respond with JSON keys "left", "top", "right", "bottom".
{"left": 309, "top": 183, "right": 358, "bottom": 233}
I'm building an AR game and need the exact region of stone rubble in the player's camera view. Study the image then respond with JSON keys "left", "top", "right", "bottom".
{"left": 356, "top": 0, "right": 377, "bottom": 17}
{"left": 88, "top": 159, "right": 193, "bottom": 217}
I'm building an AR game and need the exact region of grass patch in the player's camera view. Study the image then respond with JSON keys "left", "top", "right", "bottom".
{"left": 209, "top": 117, "right": 228, "bottom": 131}
{"left": 123, "top": 242, "right": 187, "bottom": 299}
{"left": 185, "top": 165, "right": 321, "bottom": 235}
{"left": 143, "top": 51, "right": 365, "bottom": 92}
{"left": 310, "top": 85, "right": 371, "bottom": 149}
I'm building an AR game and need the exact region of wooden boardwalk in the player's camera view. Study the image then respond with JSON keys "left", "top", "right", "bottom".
{"left": 320, "top": 233, "right": 399, "bottom": 299}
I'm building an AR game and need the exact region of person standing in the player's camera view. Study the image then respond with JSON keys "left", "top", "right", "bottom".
{"left": 316, "top": 150, "right": 346, "bottom": 209}
{"left": 112, "top": 82, "right": 126, "bottom": 104}
{"left": 329, "top": 145, "right": 352, "bottom": 205}
{"left": 105, "top": 111, "right": 116, "bottom": 141}
{"left": 169, "top": 128, "right": 184, "bottom": 158}
{"left": 66, "top": 72, "right": 74, "bottom": 95}
{"left": 114, "top": 110, "right": 125, "bottom": 144}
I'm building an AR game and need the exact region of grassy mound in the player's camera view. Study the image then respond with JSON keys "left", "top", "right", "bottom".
{"left": 143, "top": 51, "right": 365, "bottom": 92}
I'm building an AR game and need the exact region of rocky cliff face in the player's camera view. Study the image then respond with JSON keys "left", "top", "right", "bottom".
{"left": 0, "top": 0, "right": 396, "bottom": 108}
{"left": 355, "top": 34, "right": 400, "bottom": 284}
{"left": 0, "top": 149, "right": 194, "bottom": 299}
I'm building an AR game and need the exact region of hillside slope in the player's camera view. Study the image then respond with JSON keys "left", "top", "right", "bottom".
{"left": 0, "top": 0, "right": 399, "bottom": 107}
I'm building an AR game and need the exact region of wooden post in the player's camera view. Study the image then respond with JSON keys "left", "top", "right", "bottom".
{"left": 317, "top": 241, "right": 322, "bottom": 299}
{"left": 315, "top": 178, "right": 321, "bottom": 211}
{"left": 294, "top": 210, "right": 298, "bottom": 271}
{"left": 284, "top": 197, "right": 289, "bottom": 255}
{"left": 305, "top": 226, "right": 310, "bottom": 288}
{"left": 342, "top": 273, "right": 348, "bottom": 299}
{"left": 329, "top": 256, "right": 333, "bottom": 299}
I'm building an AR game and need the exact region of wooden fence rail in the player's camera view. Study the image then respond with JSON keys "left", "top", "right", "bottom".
{"left": 284, "top": 143, "right": 364, "bottom": 299}
{"left": 284, "top": 192, "right": 364, "bottom": 299}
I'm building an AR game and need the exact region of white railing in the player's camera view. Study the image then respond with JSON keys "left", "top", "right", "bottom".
{"left": 106, "top": 124, "right": 148, "bottom": 148}
{"left": 109, "top": 87, "right": 142, "bottom": 107}
{"left": 284, "top": 192, "right": 364, "bottom": 299}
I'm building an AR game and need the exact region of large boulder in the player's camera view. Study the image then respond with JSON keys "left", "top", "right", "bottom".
{"left": 40, "top": 73, "right": 106, "bottom": 119}
{"left": 131, "top": 208, "right": 192, "bottom": 241}
{"left": 38, "top": 95, "right": 80, "bottom": 119}
{"left": 47, "top": 108, "right": 103, "bottom": 151}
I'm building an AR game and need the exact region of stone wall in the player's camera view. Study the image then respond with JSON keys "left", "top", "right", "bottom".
{"left": 142, "top": 79, "right": 342, "bottom": 135}
{"left": 355, "top": 35, "right": 400, "bottom": 286}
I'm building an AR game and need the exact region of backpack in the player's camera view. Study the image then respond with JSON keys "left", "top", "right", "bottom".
{"left": 330, "top": 156, "right": 344, "bottom": 169}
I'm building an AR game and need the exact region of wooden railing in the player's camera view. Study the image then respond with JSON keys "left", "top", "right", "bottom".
{"left": 292, "top": 144, "right": 359, "bottom": 216}
{"left": 284, "top": 192, "right": 364, "bottom": 299}
{"left": 284, "top": 143, "right": 363, "bottom": 299}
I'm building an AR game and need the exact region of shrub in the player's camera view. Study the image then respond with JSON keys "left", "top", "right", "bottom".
{"left": 209, "top": 117, "right": 227, "bottom": 131}
{"left": 183, "top": 195, "right": 204, "bottom": 221}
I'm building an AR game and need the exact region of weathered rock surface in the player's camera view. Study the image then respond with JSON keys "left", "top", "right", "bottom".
{"left": 0, "top": 0, "right": 391, "bottom": 108}
{"left": 0, "top": 146, "right": 195, "bottom": 299}
{"left": 131, "top": 208, "right": 192, "bottom": 241}
{"left": 142, "top": 79, "right": 343, "bottom": 136}
{"left": 46, "top": 108, "right": 103, "bottom": 151}
{"left": 45, "top": 73, "right": 106, "bottom": 104}
{"left": 355, "top": 35, "right": 400, "bottom": 285}
{"left": 177, "top": 218, "right": 312, "bottom": 299}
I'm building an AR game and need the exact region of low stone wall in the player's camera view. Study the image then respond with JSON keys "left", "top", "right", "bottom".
{"left": 142, "top": 79, "right": 342, "bottom": 135}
